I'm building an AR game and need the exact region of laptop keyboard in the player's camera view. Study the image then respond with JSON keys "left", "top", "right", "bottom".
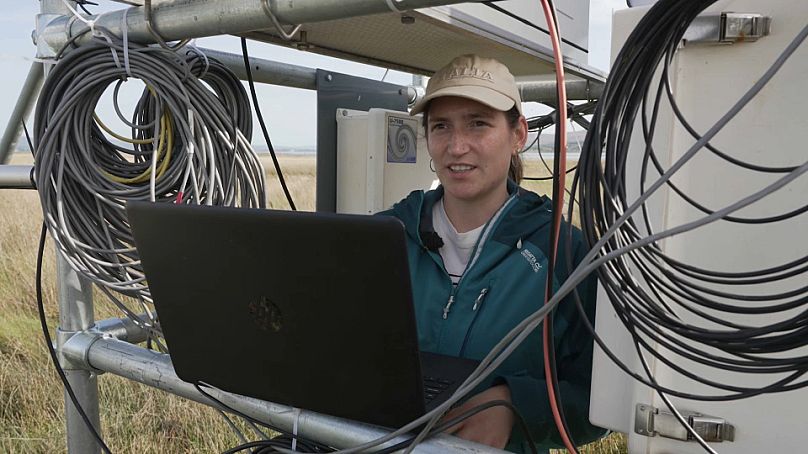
{"left": 422, "top": 376, "right": 454, "bottom": 403}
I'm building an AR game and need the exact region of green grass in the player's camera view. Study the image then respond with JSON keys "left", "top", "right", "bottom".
{"left": 0, "top": 153, "right": 625, "bottom": 453}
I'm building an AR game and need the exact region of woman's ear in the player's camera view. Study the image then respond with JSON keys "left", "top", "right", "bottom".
{"left": 514, "top": 115, "right": 529, "bottom": 151}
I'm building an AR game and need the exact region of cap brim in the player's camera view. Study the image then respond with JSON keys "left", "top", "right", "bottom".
{"left": 410, "top": 85, "right": 518, "bottom": 116}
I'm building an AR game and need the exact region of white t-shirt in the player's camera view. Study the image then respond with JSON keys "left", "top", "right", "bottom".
{"left": 432, "top": 199, "right": 484, "bottom": 286}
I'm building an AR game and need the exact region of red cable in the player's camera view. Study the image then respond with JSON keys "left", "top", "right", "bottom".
{"left": 538, "top": 0, "right": 577, "bottom": 453}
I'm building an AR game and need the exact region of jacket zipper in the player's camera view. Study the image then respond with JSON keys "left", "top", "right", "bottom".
{"left": 442, "top": 292, "right": 456, "bottom": 319}
{"left": 472, "top": 287, "right": 489, "bottom": 311}
{"left": 459, "top": 286, "right": 490, "bottom": 356}
{"left": 439, "top": 195, "right": 516, "bottom": 322}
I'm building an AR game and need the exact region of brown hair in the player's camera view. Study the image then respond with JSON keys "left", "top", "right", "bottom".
{"left": 421, "top": 104, "right": 524, "bottom": 184}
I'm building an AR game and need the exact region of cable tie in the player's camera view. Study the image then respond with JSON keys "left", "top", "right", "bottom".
{"left": 61, "top": 0, "right": 109, "bottom": 59}
{"left": 185, "top": 41, "right": 210, "bottom": 79}
{"left": 260, "top": 0, "right": 302, "bottom": 41}
{"left": 30, "top": 57, "right": 58, "bottom": 66}
{"left": 291, "top": 407, "right": 301, "bottom": 452}
{"left": 61, "top": 0, "right": 92, "bottom": 27}
{"left": 143, "top": 0, "right": 191, "bottom": 50}
{"left": 121, "top": 8, "right": 133, "bottom": 79}
{"left": 384, "top": 0, "right": 405, "bottom": 13}
{"left": 96, "top": 33, "right": 123, "bottom": 72}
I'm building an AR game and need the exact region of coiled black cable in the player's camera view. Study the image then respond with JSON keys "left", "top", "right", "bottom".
{"left": 569, "top": 0, "right": 808, "bottom": 411}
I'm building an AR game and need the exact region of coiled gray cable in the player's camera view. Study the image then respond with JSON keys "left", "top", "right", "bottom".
{"left": 33, "top": 35, "right": 265, "bottom": 326}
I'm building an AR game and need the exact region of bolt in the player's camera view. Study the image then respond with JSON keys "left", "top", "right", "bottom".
{"left": 326, "top": 74, "right": 333, "bottom": 82}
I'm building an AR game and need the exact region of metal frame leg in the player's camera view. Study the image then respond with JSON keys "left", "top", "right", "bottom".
{"left": 0, "top": 62, "right": 43, "bottom": 164}
{"left": 56, "top": 253, "right": 101, "bottom": 454}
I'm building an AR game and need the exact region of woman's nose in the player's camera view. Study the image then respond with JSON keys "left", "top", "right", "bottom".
{"left": 447, "top": 130, "right": 470, "bottom": 156}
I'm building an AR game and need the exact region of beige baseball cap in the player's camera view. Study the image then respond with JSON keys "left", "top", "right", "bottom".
{"left": 410, "top": 54, "right": 522, "bottom": 116}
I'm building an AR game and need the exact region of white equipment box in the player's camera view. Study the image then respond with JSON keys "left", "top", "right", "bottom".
{"left": 335, "top": 108, "right": 437, "bottom": 214}
{"left": 589, "top": 1, "right": 808, "bottom": 453}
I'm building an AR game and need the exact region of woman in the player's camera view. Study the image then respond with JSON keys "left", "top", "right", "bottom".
{"left": 380, "top": 55, "right": 604, "bottom": 452}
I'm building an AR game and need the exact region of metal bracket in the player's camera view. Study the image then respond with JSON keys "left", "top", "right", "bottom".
{"left": 685, "top": 12, "right": 771, "bottom": 44}
{"left": 35, "top": 13, "right": 64, "bottom": 59}
{"left": 635, "top": 403, "right": 735, "bottom": 443}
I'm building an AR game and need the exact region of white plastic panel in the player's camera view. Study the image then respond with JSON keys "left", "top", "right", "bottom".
{"left": 589, "top": 1, "right": 808, "bottom": 453}
{"left": 336, "top": 108, "right": 437, "bottom": 215}
{"left": 243, "top": 0, "right": 605, "bottom": 81}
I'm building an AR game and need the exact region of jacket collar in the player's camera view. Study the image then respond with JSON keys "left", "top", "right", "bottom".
{"left": 391, "top": 180, "right": 551, "bottom": 247}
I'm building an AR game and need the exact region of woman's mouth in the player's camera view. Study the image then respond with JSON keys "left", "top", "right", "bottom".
{"left": 448, "top": 164, "right": 475, "bottom": 173}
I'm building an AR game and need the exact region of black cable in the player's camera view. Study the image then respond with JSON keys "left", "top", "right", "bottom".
{"left": 240, "top": 37, "right": 297, "bottom": 211}
{"left": 76, "top": 0, "right": 98, "bottom": 15}
{"left": 21, "top": 121, "right": 37, "bottom": 189}
{"left": 36, "top": 224, "right": 113, "bottom": 454}
{"left": 521, "top": 108, "right": 584, "bottom": 182}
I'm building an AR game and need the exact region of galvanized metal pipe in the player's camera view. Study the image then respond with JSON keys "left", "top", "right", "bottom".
{"left": 0, "top": 63, "right": 43, "bottom": 164}
{"left": 195, "top": 46, "right": 601, "bottom": 105}
{"left": 94, "top": 315, "right": 151, "bottom": 345}
{"left": 56, "top": 254, "right": 101, "bottom": 454}
{"left": 37, "top": 0, "right": 476, "bottom": 55}
{"left": 198, "top": 47, "right": 317, "bottom": 90}
{"left": 0, "top": 165, "right": 35, "bottom": 189}
{"left": 519, "top": 78, "right": 603, "bottom": 103}
{"left": 42, "top": 1, "right": 103, "bottom": 450}
{"left": 61, "top": 333, "right": 504, "bottom": 453}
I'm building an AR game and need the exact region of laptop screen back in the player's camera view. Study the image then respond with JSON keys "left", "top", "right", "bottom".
{"left": 127, "top": 202, "right": 427, "bottom": 427}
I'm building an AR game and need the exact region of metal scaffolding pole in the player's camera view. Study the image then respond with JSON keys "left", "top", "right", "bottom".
{"left": 56, "top": 255, "right": 101, "bottom": 454}
{"left": 519, "top": 78, "right": 602, "bottom": 104}
{"left": 36, "top": 0, "right": 477, "bottom": 55}
{"left": 38, "top": 1, "right": 102, "bottom": 452}
{"left": 198, "top": 47, "right": 602, "bottom": 103}
{"left": 198, "top": 47, "right": 317, "bottom": 90}
{"left": 60, "top": 331, "right": 504, "bottom": 454}
{"left": 0, "top": 62, "right": 43, "bottom": 164}
{"left": 0, "top": 165, "right": 35, "bottom": 189}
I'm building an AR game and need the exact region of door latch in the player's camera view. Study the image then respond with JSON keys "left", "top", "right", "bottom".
{"left": 635, "top": 403, "right": 735, "bottom": 443}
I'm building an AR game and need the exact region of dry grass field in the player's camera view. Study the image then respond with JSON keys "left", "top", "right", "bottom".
{"left": 0, "top": 153, "right": 624, "bottom": 453}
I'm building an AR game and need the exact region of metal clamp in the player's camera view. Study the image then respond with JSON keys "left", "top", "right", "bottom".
{"left": 58, "top": 330, "right": 106, "bottom": 374}
{"left": 635, "top": 403, "right": 735, "bottom": 443}
{"left": 685, "top": 12, "right": 771, "bottom": 44}
{"left": 261, "top": 0, "right": 302, "bottom": 41}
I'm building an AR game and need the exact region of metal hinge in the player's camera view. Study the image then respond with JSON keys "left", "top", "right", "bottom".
{"left": 685, "top": 12, "right": 771, "bottom": 44}
{"left": 635, "top": 404, "right": 735, "bottom": 443}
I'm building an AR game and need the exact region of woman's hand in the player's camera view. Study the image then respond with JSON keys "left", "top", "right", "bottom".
{"left": 440, "top": 384, "right": 515, "bottom": 449}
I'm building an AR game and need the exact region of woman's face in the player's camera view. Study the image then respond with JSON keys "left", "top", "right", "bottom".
{"left": 426, "top": 96, "right": 526, "bottom": 207}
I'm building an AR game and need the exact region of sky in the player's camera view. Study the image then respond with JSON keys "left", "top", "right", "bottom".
{"left": 0, "top": 0, "right": 627, "bottom": 149}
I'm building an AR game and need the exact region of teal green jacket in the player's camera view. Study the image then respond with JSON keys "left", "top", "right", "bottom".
{"left": 380, "top": 183, "right": 605, "bottom": 452}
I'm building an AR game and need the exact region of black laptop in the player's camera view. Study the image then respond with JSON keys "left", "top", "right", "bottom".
{"left": 126, "top": 201, "right": 479, "bottom": 428}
